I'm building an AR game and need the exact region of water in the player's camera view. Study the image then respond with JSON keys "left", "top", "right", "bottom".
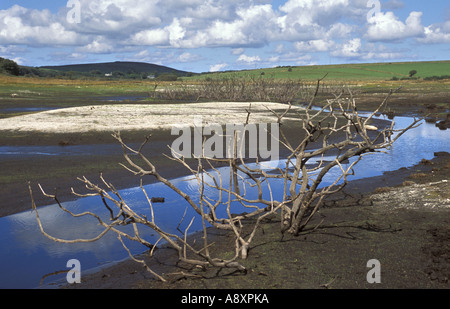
{"left": 0, "top": 144, "right": 122, "bottom": 157}
{"left": 0, "top": 95, "right": 145, "bottom": 117}
{"left": 2, "top": 107, "right": 58, "bottom": 113}
{"left": 0, "top": 115, "right": 448, "bottom": 289}
{"left": 97, "top": 96, "right": 147, "bottom": 102}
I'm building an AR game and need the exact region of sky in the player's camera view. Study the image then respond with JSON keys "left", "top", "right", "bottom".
{"left": 0, "top": 0, "right": 449, "bottom": 73}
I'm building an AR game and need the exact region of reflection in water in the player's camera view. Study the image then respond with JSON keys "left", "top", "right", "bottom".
{"left": 0, "top": 116, "right": 448, "bottom": 288}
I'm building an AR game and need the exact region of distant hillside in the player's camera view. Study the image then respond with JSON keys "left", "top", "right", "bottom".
{"left": 40, "top": 61, "right": 191, "bottom": 77}
{"left": 193, "top": 60, "right": 450, "bottom": 81}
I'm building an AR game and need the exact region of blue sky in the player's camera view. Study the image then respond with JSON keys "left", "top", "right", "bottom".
{"left": 1, "top": 0, "right": 449, "bottom": 73}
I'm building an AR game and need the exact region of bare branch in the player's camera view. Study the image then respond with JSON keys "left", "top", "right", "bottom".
{"left": 29, "top": 80, "right": 420, "bottom": 282}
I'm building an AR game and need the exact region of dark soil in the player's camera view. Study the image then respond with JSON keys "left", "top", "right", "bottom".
{"left": 316, "top": 89, "right": 450, "bottom": 124}
{"left": 1, "top": 91, "right": 448, "bottom": 290}
{"left": 0, "top": 114, "right": 390, "bottom": 218}
{"left": 61, "top": 152, "right": 449, "bottom": 290}
{"left": 0, "top": 129, "right": 185, "bottom": 218}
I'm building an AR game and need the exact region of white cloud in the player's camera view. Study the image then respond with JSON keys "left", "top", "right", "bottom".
{"left": 237, "top": 54, "right": 262, "bottom": 64}
{"left": 330, "top": 38, "right": 407, "bottom": 61}
{"left": 124, "top": 49, "right": 201, "bottom": 67}
{"left": 0, "top": 0, "right": 447, "bottom": 71}
{"left": 0, "top": 1, "right": 368, "bottom": 50}
{"left": 417, "top": 21, "right": 450, "bottom": 44}
{"left": 0, "top": 5, "right": 84, "bottom": 46}
{"left": 278, "top": 0, "right": 367, "bottom": 29}
{"left": 11, "top": 57, "right": 25, "bottom": 65}
{"left": 210, "top": 63, "right": 228, "bottom": 72}
{"left": 131, "top": 29, "right": 169, "bottom": 46}
{"left": 79, "top": 38, "right": 114, "bottom": 53}
{"left": 177, "top": 52, "right": 201, "bottom": 62}
{"left": 187, "top": 4, "right": 278, "bottom": 48}
{"left": 68, "top": 0, "right": 162, "bottom": 35}
{"left": 326, "top": 23, "right": 355, "bottom": 39}
{"left": 295, "top": 39, "right": 335, "bottom": 52}
{"left": 167, "top": 18, "right": 186, "bottom": 46}
{"left": 268, "top": 56, "right": 280, "bottom": 63}
{"left": 365, "top": 11, "right": 424, "bottom": 41}
{"left": 331, "top": 38, "right": 362, "bottom": 58}
{"left": 231, "top": 48, "right": 245, "bottom": 55}
{"left": 205, "top": 19, "right": 248, "bottom": 46}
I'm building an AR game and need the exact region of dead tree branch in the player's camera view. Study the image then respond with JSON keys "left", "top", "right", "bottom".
{"left": 29, "top": 78, "right": 421, "bottom": 282}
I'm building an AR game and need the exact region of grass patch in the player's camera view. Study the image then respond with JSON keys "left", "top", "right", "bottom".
{"left": 185, "top": 60, "right": 450, "bottom": 82}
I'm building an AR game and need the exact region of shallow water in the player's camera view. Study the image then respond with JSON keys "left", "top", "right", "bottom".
{"left": 0, "top": 115, "right": 448, "bottom": 289}
{"left": 1, "top": 107, "right": 58, "bottom": 113}
{"left": 97, "top": 95, "right": 147, "bottom": 102}
{"left": 0, "top": 144, "right": 122, "bottom": 157}
{"left": 0, "top": 95, "right": 145, "bottom": 117}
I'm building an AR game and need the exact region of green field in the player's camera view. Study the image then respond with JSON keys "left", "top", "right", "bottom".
{"left": 188, "top": 60, "right": 450, "bottom": 81}
{"left": 0, "top": 60, "right": 449, "bottom": 116}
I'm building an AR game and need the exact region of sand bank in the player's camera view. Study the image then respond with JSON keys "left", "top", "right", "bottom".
{"left": 0, "top": 102, "right": 300, "bottom": 133}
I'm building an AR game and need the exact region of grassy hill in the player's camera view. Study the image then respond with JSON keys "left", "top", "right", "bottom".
{"left": 193, "top": 60, "right": 450, "bottom": 81}
{"left": 3, "top": 58, "right": 449, "bottom": 82}
{"left": 40, "top": 61, "right": 191, "bottom": 78}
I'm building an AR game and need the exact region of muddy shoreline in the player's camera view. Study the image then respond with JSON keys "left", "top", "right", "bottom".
{"left": 0, "top": 96, "right": 448, "bottom": 290}
{"left": 60, "top": 151, "right": 450, "bottom": 289}
{"left": 0, "top": 105, "right": 389, "bottom": 218}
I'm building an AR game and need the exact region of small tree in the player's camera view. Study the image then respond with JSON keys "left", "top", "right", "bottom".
{"left": 0, "top": 57, "right": 20, "bottom": 76}
{"left": 409, "top": 70, "right": 417, "bottom": 78}
{"left": 29, "top": 79, "right": 422, "bottom": 282}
